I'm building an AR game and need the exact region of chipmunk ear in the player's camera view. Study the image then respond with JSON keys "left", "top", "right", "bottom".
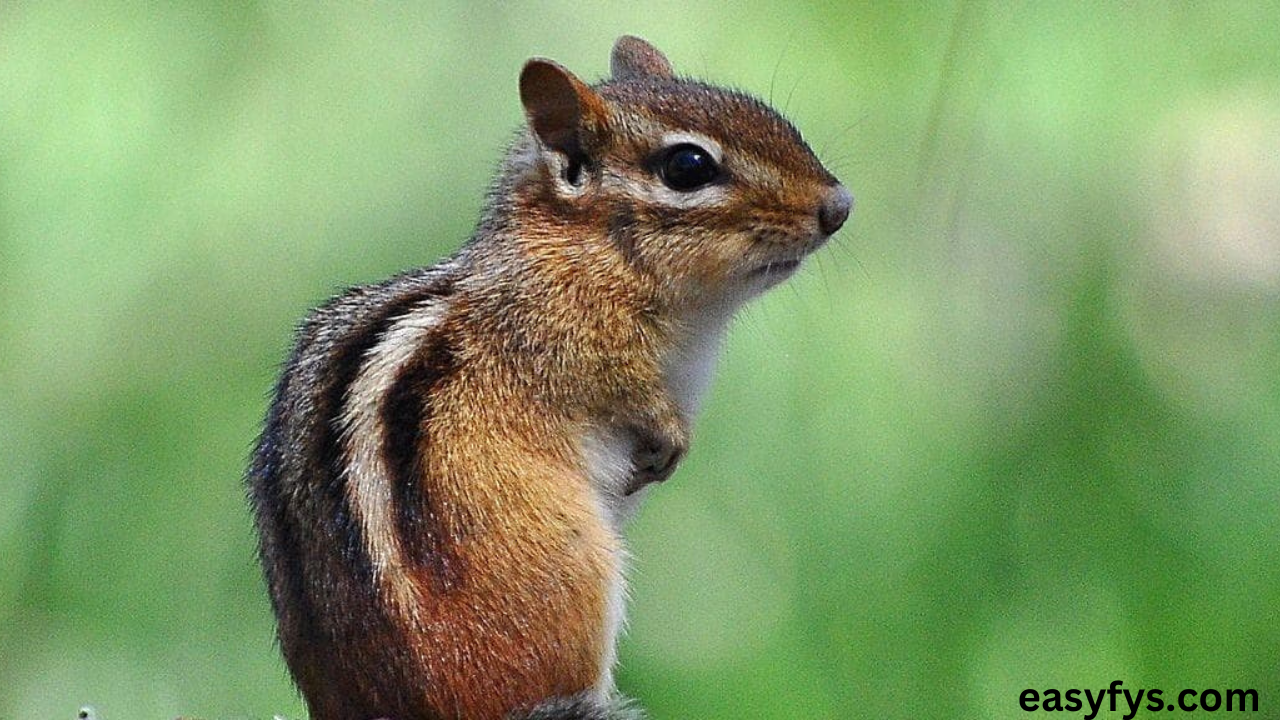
{"left": 611, "top": 35, "right": 674, "bottom": 81}
{"left": 520, "top": 59, "right": 609, "bottom": 160}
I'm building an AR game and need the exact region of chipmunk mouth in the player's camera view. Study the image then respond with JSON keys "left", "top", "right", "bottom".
{"left": 744, "top": 231, "right": 829, "bottom": 285}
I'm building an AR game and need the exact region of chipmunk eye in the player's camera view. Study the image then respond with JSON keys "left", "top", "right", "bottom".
{"left": 659, "top": 143, "right": 719, "bottom": 191}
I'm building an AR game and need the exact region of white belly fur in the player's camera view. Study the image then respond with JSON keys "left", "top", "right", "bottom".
{"left": 578, "top": 426, "right": 634, "bottom": 698}
{"left": 579, "top": 311, "right": 733, "bottom": 697}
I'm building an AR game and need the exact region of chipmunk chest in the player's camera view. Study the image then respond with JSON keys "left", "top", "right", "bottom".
{"left": 580, "top": 427, "right": 645, "bottom": 529}
{"left": 664, "top": 313, "right": 732, "bottom": 418}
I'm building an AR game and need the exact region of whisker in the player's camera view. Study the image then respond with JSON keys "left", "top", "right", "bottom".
{"left": 819, "top": 112, "right": 873, "bottom": 161}
{"left": 784, "top": 69, "right": 806, "bottom": 117}
{"left": 768, "top": 29, "right": 800, "bottom": 106}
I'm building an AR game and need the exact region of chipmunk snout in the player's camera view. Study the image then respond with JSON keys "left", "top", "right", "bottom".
{"left": 818, "top": 184, "right": 854, "bottom": 236}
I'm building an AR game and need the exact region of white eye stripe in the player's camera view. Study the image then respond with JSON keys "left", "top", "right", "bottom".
{"left": 602, "top": 168, "right": 728, "bottom": 209}
{"left": 656, "top": 183, "right": 728, "bottom": 208}
{"left": 659, "top": 131, "right": 723, "bottom": 163}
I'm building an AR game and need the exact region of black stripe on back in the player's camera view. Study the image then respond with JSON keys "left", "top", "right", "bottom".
{"left": 381, "top": 334, "right": 461, "bottom": 590}
{"left": 247, "top": 369, "right": 312, "bottom": 636}
{"left": 249, "top": 268, "right": 458, "bottom": 622}
{"left": 311, "top": 273, "right": 457, "bottom": 583}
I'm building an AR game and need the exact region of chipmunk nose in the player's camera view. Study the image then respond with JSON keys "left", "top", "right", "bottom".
{"left": 818, "top": 184, "right": 853, "bottom": 236}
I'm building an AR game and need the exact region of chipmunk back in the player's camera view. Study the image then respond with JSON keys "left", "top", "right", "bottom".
{"left": 248, "top": 35, "right": 851, "bottom": 720}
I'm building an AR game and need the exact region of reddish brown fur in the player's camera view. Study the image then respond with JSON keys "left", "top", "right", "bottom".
{"left": 249, "top": 35, "right": 849, "bottom": 720}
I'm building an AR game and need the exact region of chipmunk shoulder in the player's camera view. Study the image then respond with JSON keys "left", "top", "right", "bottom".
{"left": 248, "top": 35, "right": 851, "bottom": 720}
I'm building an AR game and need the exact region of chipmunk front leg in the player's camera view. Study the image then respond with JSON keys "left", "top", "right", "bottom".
{"left": 630, "top": 429, "right": 682, "bottom": 489}
{"left": 583, "top": 392, "right": 688, "bottom": 523}
{"left": 624, "top": 395, "right": 688, "bottom": 495}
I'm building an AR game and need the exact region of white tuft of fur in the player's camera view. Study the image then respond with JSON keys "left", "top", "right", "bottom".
{"left": 664, "top": 307, "right": 734, "bottom": 419}
{"left": 578, "top": 426, "right": 641, "bottom": 697}
{"left": 339, "top": 300, "right": 447, "bottom": 602}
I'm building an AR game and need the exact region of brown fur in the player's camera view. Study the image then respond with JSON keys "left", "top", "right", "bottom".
{"left": 248, "top": 36, "right": 850, "bottom": 720}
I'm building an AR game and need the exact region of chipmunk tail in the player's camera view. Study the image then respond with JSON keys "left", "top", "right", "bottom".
{"left": 512, "top": 693, "right": 645, "bottom": 720}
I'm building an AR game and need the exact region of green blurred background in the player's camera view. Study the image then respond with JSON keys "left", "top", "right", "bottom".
{"left": 3, "top": 2, "right": 1278, "bottom": 719}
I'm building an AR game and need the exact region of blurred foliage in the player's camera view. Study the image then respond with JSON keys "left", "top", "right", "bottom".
{"left": 3, "top": 2, "right": 1279, "bottom": 719}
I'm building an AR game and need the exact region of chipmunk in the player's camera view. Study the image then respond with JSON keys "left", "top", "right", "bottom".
{"left": 248, "top": 35, "right": 851, "bottom": 720}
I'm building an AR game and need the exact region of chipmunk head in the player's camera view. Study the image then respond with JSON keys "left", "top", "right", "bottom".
{"left": 516, "top": 35, "right": 852, "bottom": 311}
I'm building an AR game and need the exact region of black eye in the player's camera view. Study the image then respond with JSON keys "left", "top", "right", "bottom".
{"left": 660, "top": 143, "right": 719, "bottom": 191}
